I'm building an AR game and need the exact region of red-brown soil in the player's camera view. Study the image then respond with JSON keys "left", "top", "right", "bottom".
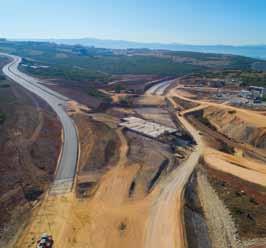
{"left": 0, "top": 81, "right": 61, "bottom": 246}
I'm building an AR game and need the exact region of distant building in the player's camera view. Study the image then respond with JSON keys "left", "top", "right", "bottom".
{"left": 239, "top": 90, "right": 252, "bottom": 99}
{"left": 248, "top": 86, "right": 265, "bottom": 98}
{"left": 207, "top": 80, "right": 225, "bottom": 88}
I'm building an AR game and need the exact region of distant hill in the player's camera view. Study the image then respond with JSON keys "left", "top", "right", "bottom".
{"left": 20, "top": 38, "right": 266, "bottom": 60}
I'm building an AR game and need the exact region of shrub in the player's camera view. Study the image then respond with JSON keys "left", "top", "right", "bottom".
{"left": 24, "top": 186, "right": 43, "bottom": 201}
{"left": 0, "top": 84, "right": 10, "bottom": 88}
{"left": 0, "top": 112, "right": 6, "bottom": 124}
{"left": 118, "top": 222, "right": 127, "bottom": 231}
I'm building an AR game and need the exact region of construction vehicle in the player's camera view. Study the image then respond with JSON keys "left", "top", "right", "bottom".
{"left": 36, "top": 233, "right": 54, "bottom": 248}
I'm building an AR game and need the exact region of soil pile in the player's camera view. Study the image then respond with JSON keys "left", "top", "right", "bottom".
{"left": 202, "top": 107, "right": 266, "bottom": 149}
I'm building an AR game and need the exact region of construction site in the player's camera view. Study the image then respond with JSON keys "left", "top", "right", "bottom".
{"left": 1, "top": 49, "right": 266, "bottom": 248}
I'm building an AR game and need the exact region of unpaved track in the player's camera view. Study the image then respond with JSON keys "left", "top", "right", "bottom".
{"left": 144, "top": 109, "right": 203, "bottom": 248}
{"left": 197, "top": 172, "right": 242, "bottom": 248}
{"left": 13, "top": 126, "right": 134, "bottom": 248}
{"left": 168, "top": 86, "right": 266, "bottom": 186}
{"left": 169, "top": 87, "right": 266, "bottom": 127}
{"left": 204, "top": 151, "right": 266, "bottom": 187}
{"left": 206, "top": 148, "right": 266, "bottom": 175}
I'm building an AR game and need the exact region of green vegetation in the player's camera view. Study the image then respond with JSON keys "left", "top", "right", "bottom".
{"left": 24, "top": 186, "right": 43, "bottom": 201}
{"left": 119, "top": 96, "right": 134, "bottom": 107}
{"left": 238, "top": 71, "right": 266, "bottom": 87}
{"left": 199, "top": 69, "right": 266, "bottom": 87}
{"left": 114, "top": 84, "right": 124, "bottom": 93}
{"left": 0, "top": 75, "right": 6, "bottom": 80}
{"left": 87, "top": 86, "right": 106, "bottom": 98}
{"left": 0, "top": 40, "right": 261, "bottom": 84}
{"left": 19, "top": 52, "right": 204, "bottom": 80}
{"left": 0, "top": 83, "right": 10, "bottom": 88}
{"left": 87, "top": 86, "right": 111, "bottom": 102}
{"left": 0, "top": 112, "right": 6, "bottom": 124}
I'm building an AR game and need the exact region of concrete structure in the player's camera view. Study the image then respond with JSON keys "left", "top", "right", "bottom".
{"left": 239, "top": 90, "right": 252, "bottom": 99}
{"left": 120, "top": 117, "right": 177, "bottom": 138}
{"left": 145, "top": 79, "right": 177, "bottom": 96}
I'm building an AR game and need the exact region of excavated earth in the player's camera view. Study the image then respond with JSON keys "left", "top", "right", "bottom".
{"left": 202, "top": 106, "right": 266, "bottom": 149}
{"left": 72, "top": 113, "right": 121, "bottom": 196}
{"left": 0, "top": 81, "right": 61, "bottom": 246}
{"left": 206, "top": 166, "right": 266, "bottom": 246}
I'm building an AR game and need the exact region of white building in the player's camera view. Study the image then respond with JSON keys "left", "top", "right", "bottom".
{"left": 239, "top": 90, "right": 252, "bottom": 99}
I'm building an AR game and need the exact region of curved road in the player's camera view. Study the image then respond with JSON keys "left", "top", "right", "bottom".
{"left": 144, "top": 79, "right": 203, "bottom": 248}
{"left": 145, "top": 78, "right": 177, "bottom": 96}
{"left": 1, "top": 53, "right": 78, "bottom": 193}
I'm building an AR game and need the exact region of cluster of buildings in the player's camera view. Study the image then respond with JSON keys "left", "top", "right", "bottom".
{"left": 194, "top": 79, "right": 226, "bottom": 88}
{"left": 239, "top": 86, "right": 266, "bottom": 103}
{"left": 21, "top": 64, "right": 50, "bottom": 69}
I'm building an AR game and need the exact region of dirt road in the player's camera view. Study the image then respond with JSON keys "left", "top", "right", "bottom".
{"left": 169, "top": 87, "right": 266, "bottom": 127}
{"left": 144, "top": 109, "right": 203, "bottom": 248}
{"left": 168, "top": 87, "right": 266, "bottom": 186}
{"left": 204, "top": 149, "right": 266, "bottom": 187}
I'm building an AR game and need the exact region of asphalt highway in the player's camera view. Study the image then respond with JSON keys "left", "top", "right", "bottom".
{"left": 1, "top": 53, "right": 78, "bottom": 192}
{"left": 145, "top": 78, "right": 177, "bottom": 96}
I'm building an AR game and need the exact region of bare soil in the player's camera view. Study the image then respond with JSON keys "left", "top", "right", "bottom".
{"left": 197, "top": 168, "right": 242, "bottom": 248}
{"left": 184, "top": 172, "right": 211, "bottom": 248}
{"left": 0, "top": 82, "right": 61, "bottom": 246}
{"left": 203, "top": 106, "right": 266, "bottom": 149}
{"left": 49, "top": 84, "right": 106, "bottom": 109}
{"left": 206, "top": 166, "right": 266, "bottom": 240}
{"left": 187, "top": 109, "right": 266, "bottom": 162}
{"left": 173, "top": 96, "right": 199, "bottom": 110}
{"left": 134, "top": 107, "right": 176, "bottom": 128}
{"left": 72, "top": 114, "right": 121, "bottom": 196}
{"left": 125, "top": 131, "right": 177, "bottom": 197}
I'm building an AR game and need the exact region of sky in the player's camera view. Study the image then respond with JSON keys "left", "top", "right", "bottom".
{"left": 0, "top": 0, "right": 266, "bottom": 45}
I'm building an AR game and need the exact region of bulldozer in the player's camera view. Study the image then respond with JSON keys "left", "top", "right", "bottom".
{"left": 36, "top": 233, "right": 54, "bottom": 248}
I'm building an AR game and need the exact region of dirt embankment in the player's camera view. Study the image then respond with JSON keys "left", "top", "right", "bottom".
{"left": 206, "top": 166, "right": 266, "bottom": 245}
{"left": 0, "top": 83, "right": 61, "bottom": 246}
{"left": 125, "top": 131, "right": 177, "bottom": 197}
{"left": 184, "top": 167, "right": 244, "bottom": 248}
{"left": 184, "top": 173, "right": 211, "bottom": 248}
{"left": 197, "top": 169, "right": 242, "bottom": 248}
{"left": 202, "top": 106, "right": 266, "bottom": 149}
{"left": 172, "top": 96, "right": 199, "bottom": 111}
{"left": 73, "top": 114, "right": 121, "bottom": 196}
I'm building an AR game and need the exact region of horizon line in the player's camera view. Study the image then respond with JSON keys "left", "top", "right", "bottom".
{"left": 4, "top": 37, "right": 266, "bottom": 47}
